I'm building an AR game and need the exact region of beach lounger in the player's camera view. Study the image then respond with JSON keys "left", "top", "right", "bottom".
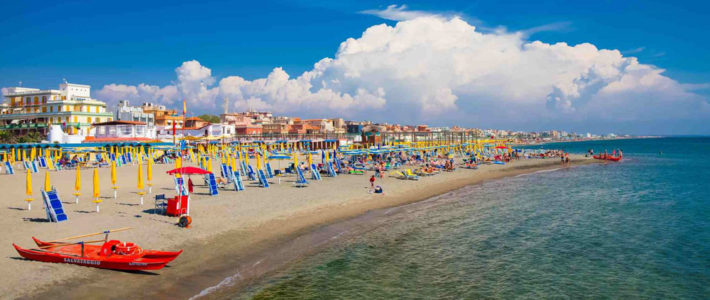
{"left": 295, "top": 168, "right": 308, "bottom": 187}
{"left": 257, "top": 169, "right": 270, "bottom": 188}
{"left": 310, "top": 164, "right": 322, "bottom": 180}
{"left": 5, "top": 161, "right": 14, "bottom": 174}
{"left": 41, "top": 189, "right": 68, "bottom": 222}
{"left": 247, "top": 165, "right": 256, "bottom": 181}
{"left": 390, "top": 171, "right": 406, "bottom": 179}
{"left": 232, "top": 171, "right": 245, "bottom": 191}
{"left": 405, "top": 169, "right": 420, "bottom": 180}
{"left": 266, "top": 163, "right": 274, "bottom": 178}
{"left": 327, "top": 163, "right": 337, "bottom": 177}
{"left": 38, "top": 157, "right": 47, "bottom": 168}
{"left": 206, "top": 173, "right": 219, "bottom": 196}
{"left": 154, "top": 194, "right": 167, "bottom": 215}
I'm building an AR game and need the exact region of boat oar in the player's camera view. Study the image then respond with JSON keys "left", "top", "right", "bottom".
{"left": 37, "top": 239, "right": 106, "bottom": 249}
{"left": 47, "top": 227, "right": 132, "bottom": 243}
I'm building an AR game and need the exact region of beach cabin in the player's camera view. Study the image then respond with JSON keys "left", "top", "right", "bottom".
{"left": 88, "top": 120, "right": 157, "bottom": 142}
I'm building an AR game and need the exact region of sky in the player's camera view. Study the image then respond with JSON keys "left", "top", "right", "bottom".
{"left": 1, "top": 0, "right": 709, "bottom": 135}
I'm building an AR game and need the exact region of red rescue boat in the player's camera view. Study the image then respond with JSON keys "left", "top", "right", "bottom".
{"left": 12, "top": 229, "right": 182, "bottom": 271}
{"left": 593, "top": 154, "right": 623, "bottom": 161}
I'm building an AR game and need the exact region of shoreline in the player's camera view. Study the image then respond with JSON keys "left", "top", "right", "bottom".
{"left": 21, "top": 156, "right": 598, "bottom": 299}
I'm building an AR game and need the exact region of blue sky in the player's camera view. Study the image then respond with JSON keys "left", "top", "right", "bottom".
{"left": 1, "top": 0, "right": 709, "bottom": 134}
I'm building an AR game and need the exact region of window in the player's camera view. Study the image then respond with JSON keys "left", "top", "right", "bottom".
{"left": 87, "top": 117, "right": 92, "bottom": 124}
{"left": 42, "top": 96, "right": 46, "bottom": 103}
{"left": 34, "top": 96, "right": 38, "bottom": 105}
{"left": 42, "top": 107, "right": 47, "bottom": 113}
{"left": 73, "top": 116, "right": 78, "bottom": 123}
{"left": 49, "top": 106, "right": 53, "bottom": 112}
{"left": 26, "top": 97, "right": 30, "bottom": 105}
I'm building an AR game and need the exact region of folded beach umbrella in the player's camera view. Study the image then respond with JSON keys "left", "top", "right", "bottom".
{"left": 25, "top": 169, "right": 33, "bottom": 210}
{"left": 74, "top": 165, "right": 81, "bottom": 203}
{"left": 137, "top": 162, "right": 145, "bottom": 205}
{"left": 43, "top": 170, "right": 51, "bottom": 192}
{"left": 93, "top": 168, "right": 101, "bottom": 212}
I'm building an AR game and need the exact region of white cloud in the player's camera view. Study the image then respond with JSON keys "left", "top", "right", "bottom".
{"left": 359, "top": 4, "right": 435, "bottom": 21}
{"left": 92, "top": 11, "right": 709, "bottom": 134}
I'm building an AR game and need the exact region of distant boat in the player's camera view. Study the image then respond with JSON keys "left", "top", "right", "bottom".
{"left": 593, "top": 153, "right": 622, "bottom": 162}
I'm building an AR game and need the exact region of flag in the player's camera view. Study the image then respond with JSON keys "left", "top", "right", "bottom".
{"left": 183, "top": 100, "right": 187, "bottom": 116}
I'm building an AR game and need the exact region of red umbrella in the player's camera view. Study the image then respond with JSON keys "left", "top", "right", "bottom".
{"left": 166, "top": 166, "right": 211, "bottom": 175}
{"left": 495, "top": 146, "right": 508, "bottom": 149}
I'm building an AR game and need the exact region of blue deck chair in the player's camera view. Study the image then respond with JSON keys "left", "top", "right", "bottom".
{"left": 265, "top": 163, "right": 274, "bottom": 178}
{"left": 31, "top": 161, "right": 39, "bottom": 173}
{"left": 232, "top": 170, "right": 245, "bottom": 191}
{"left": 38, "top": 157, "right": 47, "bottom": 168}
{"left": 257, "top": 169, "right": 269, "bottom": 188}
{"left": 206, "top": 173, "right": 219, "bottom": 195}
{"left": 295, "top": 168, "right": 308, "bottom": 187}
{"left": 247, "top": 165, "right": 256, "bottom": 181}
{"left": 42, "top": 189, "right": 68, "bottom": 222}
{"left": 310, "top": 164, "right": 322, "bottom": 181}
{"left": 5, "top": 161, "right": 14, "bottom": 174}
{"left": 327, "top": 163, "right": 337, "bottom": 177}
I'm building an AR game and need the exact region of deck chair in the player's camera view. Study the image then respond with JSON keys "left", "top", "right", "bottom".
{"left": 390, "top": 170, "right": 406, "bottom": 179}
{"left": 154, "top": 194, "right": 167, "bottom": 215}
{"left": 294, "top": 168, "right": 308, "bottom": 187}
{"left": 310, "top": 164, "right": 322, "bottom": 180}
{"left": 405, "top": 169, "right": 420, "bottom": 180}
{"left": 257, "top": 169, "right": 270, "bottom": 188}
{"left": 5, "top": 161, "right": 14, "bottom": 174}
{"left": 42, "top": 189, "right": 68, "bottom": 222}
{"left": 232, "top": 171, "right": 245, "bottom": 191}
{"left": 206, "top": 173, "right": 219, "bottom": 196}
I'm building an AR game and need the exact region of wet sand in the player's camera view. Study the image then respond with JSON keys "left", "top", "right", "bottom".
{"left": 1, "top": 155, "right": 595, "bottom": 299}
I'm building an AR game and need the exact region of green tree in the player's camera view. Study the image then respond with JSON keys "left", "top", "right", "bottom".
{"left": 197, "top": 114, "right": 221, "bottom": 123}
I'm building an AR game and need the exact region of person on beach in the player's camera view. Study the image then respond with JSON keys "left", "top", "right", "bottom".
{"left": 369, "top": 175, "right": 376, "bottom": 188}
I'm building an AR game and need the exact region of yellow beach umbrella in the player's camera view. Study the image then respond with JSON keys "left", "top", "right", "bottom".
{"left": 244, "top": 151, "right": 250, "bottom": 165}
{"left": 307, "top": 152, "right": 313, "bottom": 166}
{"left": 256, "top": 153, "right": 262, "bottom": 170}
{"left": 44, "top": 170, "right": 51, "bottom": 192}
{"left": 110, "top": 161, "right": 118, "bottom": 199}
{"left": 175, "top": 156, "right": 182, "bottom": 178}
{"left": 137, "top": 162, "right": 145, "bottom": 205}
{"left": 74, "top": 165, "right": 81, "bottom": 203}
{"left": 93, "top": 168, "right": 101, "bottom": 212}
{"left": 25, "top": 170, "right": 33, "bottom": 210}
{"left": 147, "top": 159, "right": 153, "bottom": 193}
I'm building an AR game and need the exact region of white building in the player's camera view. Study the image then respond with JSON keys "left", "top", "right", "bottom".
{"left": 90, "top": 120, "right": 157, "bottom": 142}
{"left": 1, "top": 83, "right": 113, "bottom": 136}
{"left": 115, "top": 100, "right": 155, "bottom": 125}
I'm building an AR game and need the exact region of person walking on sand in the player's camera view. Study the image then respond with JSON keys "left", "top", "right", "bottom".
{"left": 369, "top": 175, "right": 376, "bottom": 189}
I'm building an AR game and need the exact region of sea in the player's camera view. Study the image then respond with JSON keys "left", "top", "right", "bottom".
{"left": 227, "top": 137, "right": 710, "bottom": 299}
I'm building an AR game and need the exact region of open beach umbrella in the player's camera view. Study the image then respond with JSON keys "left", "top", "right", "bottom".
{"left": 93, "top": 168, "right": 101, "bottom": 212}
{"left": 44, "top": 170, "right": 51, "bottom": 192}
{"left": 25, "top": 169, "right": 33, "bottom": 210}
{"left": 74, "top": 165, "right": 81, "bottom": 203}
{"left": 166, "top": 166, "right": 211, "bottom": 175}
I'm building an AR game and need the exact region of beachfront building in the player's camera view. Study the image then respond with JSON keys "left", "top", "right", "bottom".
{"left": 115, "top": 100, "right": 155, "bottom": 125}
{"left": 87, "top": 120, "right": 157, "bottom": 142}
{"left": 143, "top": 104, "right": 183, "bottom": 129}
{"left": 0, "top": 83, "right": 114, "bottom": 135}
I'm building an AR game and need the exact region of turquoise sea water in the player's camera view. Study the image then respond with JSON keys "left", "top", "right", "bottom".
{"left": 239, "top": 138, "right": 709, "bottom": 299}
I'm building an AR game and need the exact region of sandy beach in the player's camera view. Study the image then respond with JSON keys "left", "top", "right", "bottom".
{"left": 1, "top": 154, "right": 595, "bottom": 299}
